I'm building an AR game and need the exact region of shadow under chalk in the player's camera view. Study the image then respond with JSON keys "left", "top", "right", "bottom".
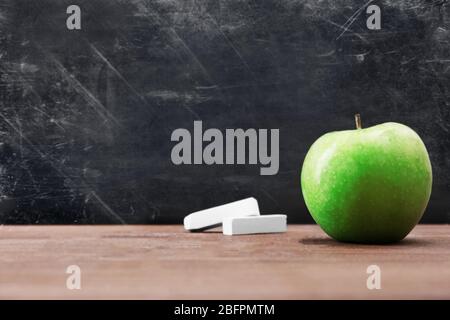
{"left": 193, "top": 229, "right": 222, "bottom": 234}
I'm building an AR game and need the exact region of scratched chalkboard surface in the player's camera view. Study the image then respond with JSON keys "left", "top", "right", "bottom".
{"left": 0, "top": 0, "right": 449, "bottom": 224}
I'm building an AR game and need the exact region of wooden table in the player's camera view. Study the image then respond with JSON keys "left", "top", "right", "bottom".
{"left": 0, "top": 225, "right": 448, "bottom": 299}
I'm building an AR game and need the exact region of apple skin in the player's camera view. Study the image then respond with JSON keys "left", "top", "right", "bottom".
{"left": 301, "top": 122, "right": 432, "bottom": 243}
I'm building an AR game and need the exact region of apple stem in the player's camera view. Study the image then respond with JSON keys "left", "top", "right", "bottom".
{"left": 355, "top": 114, "right": 362, "bottom": 129}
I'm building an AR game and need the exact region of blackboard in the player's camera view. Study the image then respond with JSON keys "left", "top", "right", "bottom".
{"left": 0, "top": 0, "right": 448, "bottom": 224}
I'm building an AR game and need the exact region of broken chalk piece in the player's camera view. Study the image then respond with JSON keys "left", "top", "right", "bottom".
{"left": 222, "top": 214, "right": 287, "bottom": 235}
{"left": 184, "top": 197, "right": 260, "bottom": 231}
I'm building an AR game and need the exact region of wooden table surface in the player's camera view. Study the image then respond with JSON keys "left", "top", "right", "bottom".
{"left": 0, "top": 225, "right": 449, "bottom": 299}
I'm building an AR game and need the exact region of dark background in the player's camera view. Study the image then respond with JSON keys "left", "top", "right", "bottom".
{"left": 0, "top": 0, "right": 448, "bottom": 224}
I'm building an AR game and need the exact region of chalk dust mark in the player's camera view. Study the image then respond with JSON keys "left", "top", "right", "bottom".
{"left": 34, "top": 44, "right": 121, "bottom": 127}
{"left": 205, "top": 13, "right": 257, "bottom": 82}
{"left": 336, "top": 0, "right": 374, "bottom": 40}
{"left": 320, "top": 18, "right": 369, "bottom": 44}
{"left": 90, "top": 191, "right": 126, "bottom": 224}
{"left": 0, "top": 112, "right": 126, "bottom": 224}
{"left": 89, "top": 43, "right": 147, "bottom": 103}
{"left": 133, "top": 1, "right": 226, "bottom": 103}
{"left": 260, "top": 188, "right": 280, "bottom": 207}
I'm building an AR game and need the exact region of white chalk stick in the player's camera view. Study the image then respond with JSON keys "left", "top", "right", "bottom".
{"left": 184, "top": 197, "right": 260, "bottom": 231}
{"left": 222, "top": 214, "right": 287, "bottom": 235}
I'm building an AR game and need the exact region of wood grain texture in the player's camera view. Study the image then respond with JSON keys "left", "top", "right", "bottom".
{"left": 0, "top": 224, "right": 449, "bottom": 299}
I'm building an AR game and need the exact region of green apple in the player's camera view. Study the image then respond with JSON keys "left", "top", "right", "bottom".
{"left": 301, "top": 115, "right": 432, "bottom": 243}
